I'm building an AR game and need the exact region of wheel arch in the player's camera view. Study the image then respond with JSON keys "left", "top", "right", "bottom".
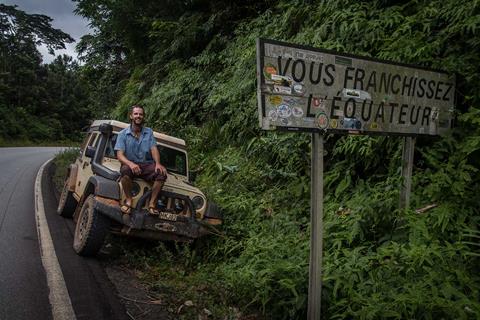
{"left": 87, "top": 175, "right": 120, "bottom": 200}
{"left": 74, "top": 176, "right": 119, "bottom": 222}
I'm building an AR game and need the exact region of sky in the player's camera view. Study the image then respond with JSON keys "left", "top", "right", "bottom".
{"left": 3, "top": 0, "right": 92, "bottom": 63}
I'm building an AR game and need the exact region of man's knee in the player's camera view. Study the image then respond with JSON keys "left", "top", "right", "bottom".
{"left": 120, "top": 165, "right": 134, "bottom": 179}
{"left": 154, "top": 172, "right": 167, "bottom": 182}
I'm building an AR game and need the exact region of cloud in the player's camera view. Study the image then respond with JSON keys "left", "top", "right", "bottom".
{"left": 52, "top": 13, "right": 91, "bottom": 39}
{"left": 8, "top": 0, "right": 76, "bottom": 16}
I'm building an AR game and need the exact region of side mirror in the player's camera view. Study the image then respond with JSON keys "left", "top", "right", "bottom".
{"left": 99, "top": 123, "right": 113, "bottom": 135}
{"left": 85, "top": 146, "right": 96, "bottom": 158}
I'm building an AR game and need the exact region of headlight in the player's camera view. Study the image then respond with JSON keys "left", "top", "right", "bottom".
{"left": 174, "top": 199, "right": 184, "bottom": 213}
{"left": 192, "top": 196, "right": 205, "bottom": 210}
{"left": 157, "top": 197, "right": 166, "bottom": 210}
{"left": 131, "top": 182, "right": 141, "bottom": 197}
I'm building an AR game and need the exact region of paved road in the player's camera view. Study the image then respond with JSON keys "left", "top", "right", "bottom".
{"left": 0, "top": 147, "right": 127, "bottom": 320}
{"left": 0, "top": 147, "right": 60, "bottom": 320}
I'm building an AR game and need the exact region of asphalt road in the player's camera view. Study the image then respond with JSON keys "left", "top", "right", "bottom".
{"left": 0, "top": 147, "right": 127, "bottom": 320}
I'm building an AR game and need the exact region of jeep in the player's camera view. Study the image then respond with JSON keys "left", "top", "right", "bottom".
{"left": 57, "top": 120, "right": 222, "bottom": 256}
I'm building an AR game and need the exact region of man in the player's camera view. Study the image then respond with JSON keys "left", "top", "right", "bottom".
{"left": 114, "top": 105, "right": 167, "bottom": 215}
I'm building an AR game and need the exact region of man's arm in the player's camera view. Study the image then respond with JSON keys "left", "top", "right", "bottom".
{"left": 151, "top": 146, "right": 167, "bottom": 175}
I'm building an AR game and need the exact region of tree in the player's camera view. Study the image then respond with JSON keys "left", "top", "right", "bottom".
{"left": 0, "top": 4, "right": 74, "bottom": 54}
{"left": 0, "top": 4, "right": 90, "bottom": 142}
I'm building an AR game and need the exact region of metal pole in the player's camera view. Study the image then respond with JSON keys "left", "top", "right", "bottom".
{"left": 399, "top": 137, "right": 415, "bottom": 209}
{"left": 308, "top": 132, "right": 324, "bottom": 319}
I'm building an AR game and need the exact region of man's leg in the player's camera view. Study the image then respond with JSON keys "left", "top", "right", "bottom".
{"left": 148, "top": 180, "right": 164, "bottom": 209}
{"left": 121, "top": 176, "right": 133, "bottom": 206}
{"left": 120, "top": 165, "right": 135, "bottom": 213}
{"left": 138, "top": 163, "right": 167, "bottom": 212}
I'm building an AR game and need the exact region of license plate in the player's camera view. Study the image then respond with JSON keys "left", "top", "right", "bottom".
{"left": 158, "top": 211, "right": 177, "bottom": 222}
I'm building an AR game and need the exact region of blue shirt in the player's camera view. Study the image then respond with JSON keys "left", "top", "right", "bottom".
{"left": 114, "top": 125, "right": 156, "bottom": 164}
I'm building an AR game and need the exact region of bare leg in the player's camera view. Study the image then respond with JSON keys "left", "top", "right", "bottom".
{"left": 120, "top": 175, "right": 133, "bottom": 208}
{"left": 149, "top": 181, "right": 164, "bottom": 209}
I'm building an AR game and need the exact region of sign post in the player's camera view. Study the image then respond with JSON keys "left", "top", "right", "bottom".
{"left": 399, "top": 137, "right": 416, "bottom": 209}
{"left": 308, "top": 132, "right": 324, "bottom": 319}
{"left": 256, "top": 38, "right": 455, "bottom": 319}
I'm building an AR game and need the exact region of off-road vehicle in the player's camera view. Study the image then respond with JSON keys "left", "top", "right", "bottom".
{"left": 57, "top": 120, "right": 222, "bottom": 256}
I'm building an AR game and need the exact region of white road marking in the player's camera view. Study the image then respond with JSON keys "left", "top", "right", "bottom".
{"left": 35, "top": 158, "right": 77, "bottom": 320}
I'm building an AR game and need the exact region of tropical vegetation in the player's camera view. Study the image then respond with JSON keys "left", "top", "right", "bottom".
{"left": 5, "top": 0, "right": 480, "bottom": 318}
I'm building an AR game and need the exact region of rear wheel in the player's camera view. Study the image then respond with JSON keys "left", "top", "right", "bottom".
{"left": 57, "top": 180, "right": 77, "bottom": 218}
{"left": 73, "top": 195, "right": 110, "bottom": 256}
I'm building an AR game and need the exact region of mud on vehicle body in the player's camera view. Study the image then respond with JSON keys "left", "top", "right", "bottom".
{"left": 58, "top": 120, "right": 222, "bottom": 256}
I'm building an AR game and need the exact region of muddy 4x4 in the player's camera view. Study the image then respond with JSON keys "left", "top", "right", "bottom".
{"left": 57, "top": 120, "right": 222, "bottom": 256}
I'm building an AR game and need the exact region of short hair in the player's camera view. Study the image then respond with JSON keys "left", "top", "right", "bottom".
{"left": 129, "top": 104, "right": 144, "bottom": 114}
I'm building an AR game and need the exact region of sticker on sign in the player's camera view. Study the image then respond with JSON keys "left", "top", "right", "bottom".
{"left": 256, "top": 38, "right": 456, "bottom": 136}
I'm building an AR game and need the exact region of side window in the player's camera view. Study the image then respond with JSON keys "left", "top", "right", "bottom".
{"left": 81, "top": 133, "right": 98, "bottom": 157}
{"left": 79, "top": 133, "right": 92, "bottom": 153}
{"left": 104, "top": 134, "right": 118, "bottom": 159}
{"left": 89, "top": 133, "right": 99, "bottom": 147}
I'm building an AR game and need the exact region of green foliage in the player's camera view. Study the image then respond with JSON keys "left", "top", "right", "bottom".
{"left": 73, "top": 0, "right": 480, "bottom": 318}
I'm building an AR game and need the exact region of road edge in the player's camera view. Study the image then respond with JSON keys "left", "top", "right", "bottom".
{"left": 35, "top": 158, "right": 77, "bottom": 320}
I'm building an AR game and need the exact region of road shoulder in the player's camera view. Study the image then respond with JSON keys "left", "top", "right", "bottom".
{"left": 41, "top": 160, "right": 129, "bottom": 320}
{"left": 45, "top": 160, "right": 171, "bottom": 320}
{"left": 35, "top": 159, "right": 76, "bottom": 320}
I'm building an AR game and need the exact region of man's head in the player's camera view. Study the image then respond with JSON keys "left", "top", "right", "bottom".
{"left": 129, "top": 105, "right": 145, "bottom": 127}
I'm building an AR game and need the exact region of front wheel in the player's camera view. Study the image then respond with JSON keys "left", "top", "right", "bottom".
{"left": 57, "top": 180, "right": 77, "bottom": 218}
{"left": 73, "top": 195, "right": 110, "bottom": 256}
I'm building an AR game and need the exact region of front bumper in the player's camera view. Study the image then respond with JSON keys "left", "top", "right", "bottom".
{"left": 93, "top": 196, "right": 209, "bottom": 241}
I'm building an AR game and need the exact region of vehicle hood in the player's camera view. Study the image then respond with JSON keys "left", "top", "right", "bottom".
{"left": 164, "top": 173, "right": 204, "bottom": 197}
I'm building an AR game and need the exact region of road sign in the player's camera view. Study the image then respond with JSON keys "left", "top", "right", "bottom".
{"left": 257, "top": 38, "right": 455, "bottom": 136}
{"left": 256, "top": 38, "right": 457, "bottom": 319}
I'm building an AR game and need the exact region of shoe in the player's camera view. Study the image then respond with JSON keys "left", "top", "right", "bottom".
{"left": 120, "top": 202, "right": 132, "bottom": 214}
{"left": 148, "top": 207, "right": 159, "bottom": 215}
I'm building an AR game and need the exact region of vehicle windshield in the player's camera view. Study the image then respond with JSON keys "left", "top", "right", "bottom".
{"left": 104, "top": 133, "right": 187, "bottom": 176}
{"left": 157, "top": 145, "right": 187, "bottom": 176}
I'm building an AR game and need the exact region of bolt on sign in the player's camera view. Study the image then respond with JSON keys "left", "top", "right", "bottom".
{"left": 257, "top": 38, "right": 456, "bottom": 136}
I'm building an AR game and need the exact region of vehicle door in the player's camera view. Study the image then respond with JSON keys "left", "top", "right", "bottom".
{"left": 74, "top": 132, "right": 99, "bottom": 197}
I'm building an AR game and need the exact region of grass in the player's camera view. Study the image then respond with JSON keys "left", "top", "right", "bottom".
{"left": 52, "top": 148, "right": 79, "bottom": 192}
{"left": 102, "top": 236, "right": 262, "bottom": 320}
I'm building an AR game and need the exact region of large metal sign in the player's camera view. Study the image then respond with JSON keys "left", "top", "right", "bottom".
{"left": 257, "top": 38, "right": 456, "bottom": 136}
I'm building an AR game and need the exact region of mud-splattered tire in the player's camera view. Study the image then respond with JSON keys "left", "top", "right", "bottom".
{"left": 73, "top": 195, "right": 110, "bottom": 256}
{"left": 57, "top": 180, "right": 77, "bottom": 218}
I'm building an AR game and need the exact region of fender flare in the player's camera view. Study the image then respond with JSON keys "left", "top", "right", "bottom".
{"left": 87, "top": 175, "right": 120, "bottom": 200}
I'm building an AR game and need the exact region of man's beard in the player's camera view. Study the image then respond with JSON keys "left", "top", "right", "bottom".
{"left": 131, "top": 118, "right": 144, "bottom": 126}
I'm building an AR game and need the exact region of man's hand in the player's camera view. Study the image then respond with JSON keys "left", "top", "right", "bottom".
{"left": 129, "top": 162, "right": 141, "bottom": 175}
{"left": 117, "top": 150, "right": 141, "bottom": 175}
{"left": 150, "top": 146, "right": 166, "bottom": 176}
{"left": 155, "top": 163, "right": 167, "bottom": 176}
